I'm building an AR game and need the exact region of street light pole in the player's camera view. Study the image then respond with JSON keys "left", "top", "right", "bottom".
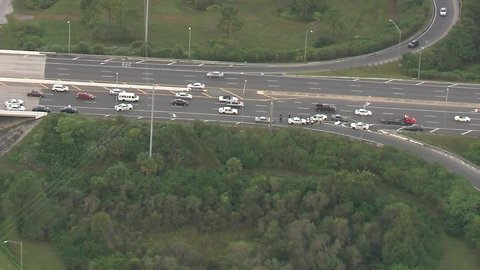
{"left": 388, "top": 19, "right": 401, "bottom": 60}
{"left": 417, "top": 46, "right": 424, "bottom": 80}
{"left": 304, "top": 30, "right": 313, "bottom": 62}
{"left": 443, "top": 88, "right": 449, "bottom": 131}
{"left": 67, "top": 20, "right": 71, "bottom": 53}
{"left": 115, "top": 72, "right": 119, "bottom": 87}
{"left": 188, "top": 27, "right": 192, "bottom": 60}
{"left": 269, "top": 91, "right": 274, "bottom": 134}
{"left": 4, "top": 240, "right": 22, "bottom": 270}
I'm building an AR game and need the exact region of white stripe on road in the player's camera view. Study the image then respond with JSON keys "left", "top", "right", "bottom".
{"left": 256, "top": 110, "right": 267, "bottom": 113}
{"left": 351, "top": 89, "right": 363, "bottom": 93}
{"left": 461, "top": 130, "right": 472, "bottom": 135}
{"left": 426, "top": 121, "right": 439, "bottom": 124}
{"left": 392, "top": 87, "right": 403, "bottom": 90}
{"left": 429, "top": 128, "right": 439, "bottom": 133}
{"left": 310, "top": 87, "right": 322, "bottom": 90}
{"left": 72, "top": 57, "right": 80, "bottom": 60}
{"left": 276, "top": 100, "right": 286, "bottom": 103}
{"left": 101, "top": 75, "right": 113, "bottom": 78}
{"left": 226, "top": 82, "right": 238, "bottom": 85}
{"left": 298, "top": 107, "right": 310, "bottom": 110}
{"left": 349, "top": 84, "right": 361, "bottom": 87}
{"left": 308, "top": 82, "right": 319, "bottom": 85}
{"left": 416, "top": 81, "right": 425, "bottom": 85}
{"left": 256, "top": 104, "right": 268, "bottom": 107}
{"left": 197, "top": 63, "right": 204, "bottom": 66}
{"left": 424, "top": 115, "right": 437, "bottom": 118}
{"left": 183, "top": 74, "right": 195, "bottom": 77}
{"left": 167, "top": 62, "right": 175, "bottom": 65}
{"left": 294, "top": 101, "right": 302, "bottom": 104}
{"left": 268, "top": 85, "right": 279, "bottom": 87}
{"left": 57, "top": 73, "right": 70, "bottom": 76}
{"left": 393, "top": 92, "right": 405, "bottom": 95}
{"left": 382, "top": 112, "right": 394, "bottom": 115}
{"left": 385, "top": 79, "right": 394, "bottom": 83}
{"left": 267, "top": 79, "right": 278, "bottom": 82}
{"left": 448, "top": 83, "right": 458, "bottom": 87}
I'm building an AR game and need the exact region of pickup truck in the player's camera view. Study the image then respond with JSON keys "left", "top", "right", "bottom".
{"left": 314, "top": 103, "right": 336, "bottom": 112}
{"left": 218, "top": 106, "right": 238, "bottom": 115}
{"left": 380, "top": 115, "right": 416, "bottom": 125}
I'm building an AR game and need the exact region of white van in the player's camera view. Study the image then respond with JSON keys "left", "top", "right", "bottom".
{"left": 117, "top": 92, "right": 139, "bottom": 102}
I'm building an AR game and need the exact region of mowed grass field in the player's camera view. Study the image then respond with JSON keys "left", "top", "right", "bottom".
{"left": 5, "top": 0, "right": 413, "bottom": 51}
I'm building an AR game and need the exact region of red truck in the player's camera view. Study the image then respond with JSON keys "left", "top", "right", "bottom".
{"left": 380, "top": 115, "right": 416, "bottom": 125}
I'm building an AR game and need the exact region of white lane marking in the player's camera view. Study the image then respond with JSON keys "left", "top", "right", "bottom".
{"left": 416, "top": 81, "right": 425, "bottom": 85}
{"left": 382, "top": 112, "right": 394, "bottom": 115}
{"left": 198, "top": 63, "right": 204, "bottom": 66}
{"left": 469, "top": 123, "right": 480, "bottom": 126}
{"left": 351, "top": 89, "right": 363, "bottom": 93}
{"left": 350, "top": 84, "right": 361, "bottom": 87}
{"left": 167, "top": 62, "right": 175, "bottom": 65}
{"left": 473, "top": 185, "right": 480, "bottom": 192}
{"left": 100, "top": 70, "right": 112, "bottom": 73}
{"left": 294, "top": 101, "right": 302, "bottom": 104}
{"left": 101, "top": 75, "right": 113, "bottom": 78}
{"left": 434, "top": 95, "right": 446, "bottom": 98}
{"left": 268, "top": 85, "right": 279, "bottom": 87}
{"left": 424, "top": 115, "right": 437, "bottom": 118}
{"left": 392, "top": 87, "right": 403, "bottom": 90}
{"left": 42, "top": 98, "right": 53, "bottom": 101}
{"left": 57, "top": 73, "right": 70, "bottom": 76}
{"left": 72, "top": 57, "right": 80, "bottom": 60}
{"left": 310, "top": 87, "right": 322, "bottom": 90}
{"left": 142, "top": 77, "right": 154, "bottom": 80}
{"left": 183, "top": 74, "right": 195, "bottom": 77}
{"left": 340, "top": 109, "right": 350, "bottom": 113}
{"left": 433, "top": 89, "right": 444, "bottom": 93}
{"left": 267, "top": 79, "right": 278, "bottom": 82}
{"left": 143, "top": 72, "right": 153, "bottom": 75}
{"left": 226, "top": 78, "right": 237, "bottom": 80}
{"left": 256, "top": 110, "right": 267, "bottom": 113}
{"left": 308, "top": 82, "right": 319, "bottom": 85}
{"left": 385, "top": 79, "right": 394, "bottom": 83}
{"left": 426, "top": 121, "right": 439, "bottom": 124}
{"left": 429, "top": 128, "right": 439, "bottom": 133}
{"left": 393, "top": 92, "right": 405, "bottom": 95}
{"left": 276, "top": 100, "right": 286, "bottom": 103}
{"left": 57, "top": 67, "right": 70, "bottom": 71}
{"left": 226, "top": 82, "right": 238, "bottom": 85}
{"left": 256, "top": 105, "right": 268, "bottom": 107}
{"left": 353, "top": 78, "right": 359, "bottom": 81}
{"left": 136, "top": 60, "right": 145, "bottom": 64}
{"left": 461, "top": 130, "right": 472, "bottom": 135}
{"left": 448, "top": 83, "right": 458, "bottom": 87}
{"left": 298, "top": 107, "right": 310, "bottom": 110}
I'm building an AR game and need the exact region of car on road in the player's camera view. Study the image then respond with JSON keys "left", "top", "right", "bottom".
{"left": 288, "top": 117, "right": 307, "bottom": 125}
{"left": 218, "top": 95, "right": 239, "bottom": 103}
{"left": 60, "top": 105, "right": 78, "bottom": 114}
{"left": 407, "top": 40, "right": 419, "bottom": 48}
{"left": 402, "top": 124, "right": 424, "bottom": 131}
{"left": 350, "top": 122, "right": 370, "bottom": 130}
{"left": 114, "top": 103, "right": 133, "bottom": 111}
{"left": 5, "top": 103, "right": 25, "bottom": 111}
{"left": 331, "top": 114, "right": 347, "bottom": 122}
{"left": 218, "top": 106, "right": 238, "bottom": 115}
{"left": 172, "top": 99, "right": 189, "bottom": 106}
{"left": 454, "top": 115, "right": 471, "bottom": 123}
{"left": 27, "top": 90, "right": 44, "bottom": 97}
{"left": 225, "top": 101, "right": 244, "bottom": 108}
{"left": 255, "top": 116, "right": 271, "bottom": 124}
{"left": 52, "top": 84, "right": 69, "bottom": 92}
{"left": 4, "top": 99, "right": 24, "bottom": 107}
{"left": 207, "top": 71, "right": 224, "bottom": 78}
{"left": 76, "top": 92, "right": 95, "bottom": 101}
{"left": 175, "top": 92, "right": 193, "bottom": 100}
{"left": 109, "top": 88, "right": 124, "bottom": 95}
{"left": 314, "top": 103, "right": 336, "bottom": 112}
{"left": 32, "top": 105, "right": 51, "bottom": 112}
{"left": 354, "top": 108, "right": 372, "bottom": 116}
{"left": 310, "top": 114, "right": 327, "bottom": 123}
{"left": 440, "top": 7, "right": 447, "bottom": 16}
{"left": 187, "top": 82, "right": 206, "bottom": 92}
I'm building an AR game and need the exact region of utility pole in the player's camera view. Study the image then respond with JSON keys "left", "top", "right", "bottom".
{"left": 269, "top": 91, "right": 274, "bottom": 134}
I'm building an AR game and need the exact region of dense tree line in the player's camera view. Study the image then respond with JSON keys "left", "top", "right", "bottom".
{"left": 1, "top": 115, "right": 479, "bottom": 269}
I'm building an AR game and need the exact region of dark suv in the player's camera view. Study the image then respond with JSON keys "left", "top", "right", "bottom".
{"left": 315, "top": 103, "right": 336, "bottom": 112}
{"left": 171, "top": 99, "right": 189, "bottom": 106}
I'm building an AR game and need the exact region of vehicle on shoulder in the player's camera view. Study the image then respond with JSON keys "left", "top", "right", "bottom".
{"left": 52, "top": 84, "right": 69, "bottom": 92}
{"left": 454, "top": 115, "right": 471, "bottom": 123}
{"left": 114, "top": 103, "right": 134, "bottom": 111}
{"left": 27, "top": 90, "right": 44, "bottom": 97}
{"left": 218, "top": 106, "right": 238, "bottom": 115}
{"left": 310, "top": 114, "right": 327, "bottom": 123}
{"left": 60, "top": 105, "right": 78, "bottom": 114}
{"left": 350, "top": 122, "right": 369, "bottom": 130}
{"left": 4, "top": 99, "right": 24, "bottom": 107}
{"left": 314, "top": 103, "right": 336, "bottom": 112}
{"left": 77, "top": 92, "right": 95, "bottom": 101}
{"left": 207, "top": 71, "right": 224, "bottom": 78}
{"left": 402, "top": 124, "right": 424, "bottom": 131}
{"left": 407, "top": 40, "right": 419, "bottom": 48}
{"left": 32, "top": 105, "right": 51, "bottom": 112}
{"left": 218, "top": 95, "right": 239, "bottom": 103}
{"left": 255, "top": 116, "right": 271, "bottom": 124}
{"left": 175, "top": 92, "right": 193, "bottom": 100}
{"left": 172, "top": 99, "right": 189, "bottom": 106}
{"left": 288, "top": 117, "right": 306, "bottom": 125}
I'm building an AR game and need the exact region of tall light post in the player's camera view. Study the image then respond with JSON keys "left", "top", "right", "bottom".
{"left": 417, "top": 46, "right": 424, "bottom": 80}
{"left": 269, "top": 91, "right": 274, "bottom": 134}
{"left": 304, "top": 30, "right": 313, "bottom": 62}
{"left": 115, "top": 72, "right": 119, "bottom": 87}
{"left": 388, "top": 19, "right": 401, "bottom": 60}
{"left": 443, "top": 88, "right": 449, "bottom": 131}
{"left": 188, "top": 27, "right": 192, "bottom": 60}
{"left": 4, "top": 240, "right": 22, "bottom": 270}
{"left": 67, "top": 20, "right": 71, "bottom": 53}
{"left": 241, "top": 79, "right": 247, "bottom": 123}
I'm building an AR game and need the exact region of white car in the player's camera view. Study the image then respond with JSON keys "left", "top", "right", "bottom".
{"left": 207, "top": 71, "right": 224, "bottom": 78}
{"left": 350, "top": 122, "right": 370, "bottom": 130}
{"left": 109, "top": 88, "right": 124, "bottom": 95}
{"left": 114, "top": 103, "right": 134, "bottom": 111}
{"left": 354, "top": 108, "right": 372, "bottom": 116}
{"left": 52, "top": 84, "right": 69, "bottom": 92}
{"left": 454, "top": 115, "right": 471, "bottom": 123}
{"left": 225, "top": 101, "right": 244, "bottom": 108}
{"left": 255, "top": 116, "right": 271, "bottom": 124}
{"left": 439, "top": 7, "right": 447, "bottom": 16}
{"left": 219, "top": 95, "right": 239, "bottom": 103}
{"left": 288, "top": 117, "right": 307, "bottom": 125}
{"left": 4, "top": 99, "right": 24, "bottom": 107}
{"left": 310, "top": 114, "right": 327, "bottom": 123}
{"left": 187, "top": 82, "right": 206, "bottom": 91}
{"left": 175, "top": 92, "right": 193, "bottom": 100}
{"left": 218, "top": 106, "right": 238, "bottom": 115}
{"left": 6, "top": 103, "right": 26, "bottom": 111}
